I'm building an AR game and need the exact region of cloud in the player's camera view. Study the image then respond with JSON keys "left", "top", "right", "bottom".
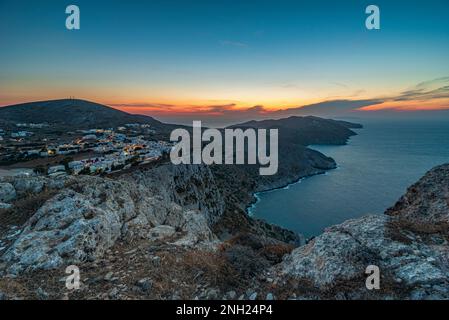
{"left": 109, "top": 103, "right": 177, "bottom": 109}
{"left": 112, "top": 99, "right": 384, "bottom": 121}
{"left": 205, "top": 103, "right": 237, "bottom": 112}
{"left": 111, "top": 77, "right": 449, "bottom": 126}
{"left": 112, "top": 102, "right": 243, "bottom": 115}
{"left": 394, "top": 77, "right": 449, "bottom": 101}
{"left": 414, "top": 77, "right": 449, "bottom": 89}
{"left": 273, "top": 99, "right": 384, "bottom": 117}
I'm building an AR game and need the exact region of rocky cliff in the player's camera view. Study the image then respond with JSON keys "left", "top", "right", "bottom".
{"left": 0, "top": 164, "right": 225, "bottom": 275}
{"left": 1, "top": 163, "right": 448, "bottom": 300}
{"left": 265, "top": 164, "right": 449, "bottom": 299}
{"left": 0, "top": 163, "right": 300, "bottom": 299}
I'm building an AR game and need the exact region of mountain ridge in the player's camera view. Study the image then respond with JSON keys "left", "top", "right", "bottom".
{"left": 0, "top": 99, "right": 165, "bottom": 129}
{"left": 230, "top": 115, "right": 361, "bottom": 146}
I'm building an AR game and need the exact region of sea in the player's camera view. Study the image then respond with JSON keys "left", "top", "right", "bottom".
{"left": 249, "top": 119, "right": 449, "bottom": 238}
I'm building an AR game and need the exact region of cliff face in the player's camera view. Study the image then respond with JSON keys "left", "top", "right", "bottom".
{"left": 0, "top": 164, "right": 225, "bottom": 275}
{"left": 385, "top": 164, "right": 449, "bottom": 235}
{"left": 267, "top": 164, "right": 449, "bottom": 299}
{"left": 211, "top": 146, "right": 337, "bottom": 214}
{"left": 0, "top": 163, "right": 302, "bottom": 300}
{"left": 212, "top": 116, "right": 359, "bottom": 212}
{"left": 121, "top": 164, "right": 225, "bottom": 226}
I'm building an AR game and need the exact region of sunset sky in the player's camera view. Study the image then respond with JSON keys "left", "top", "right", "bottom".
{"left": 1, "top": 0, "right": 448, "bottom": 125}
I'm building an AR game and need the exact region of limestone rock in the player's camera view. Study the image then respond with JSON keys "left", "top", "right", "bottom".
{"left": 1, "top": 165, "right": 225, "bottom": 274}
{"left": 0, "top": 183, "right": 16, "bottom": 203}
{"left": 147, "top": 225, "right": 176, "bottom": 241}
{"left": 271, "top": 164, "right": 449, "bottom": 299}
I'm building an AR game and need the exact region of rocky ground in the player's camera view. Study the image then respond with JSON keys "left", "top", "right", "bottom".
{"left": 266, "top": 164, "right": 449, "bottom": 299}
{"left": 0, "top": 162, "right": 448, "bottom": 300}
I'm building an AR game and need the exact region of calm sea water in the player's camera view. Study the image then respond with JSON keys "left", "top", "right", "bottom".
{"left": 249, "top": 119, "right": 449, "bottom": 238}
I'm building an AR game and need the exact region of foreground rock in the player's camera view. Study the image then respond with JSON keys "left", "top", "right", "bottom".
{"left": 0, "top": 165, "right": 224, "bottom": 274}
{"left": 0, "top": 183, "right": 16, "bottom": 203}
{"left": 269, "top": 164, "right": 449, "bottom": 299}
{"left": 1, "top": 162, "right": 449, "bottom": 300}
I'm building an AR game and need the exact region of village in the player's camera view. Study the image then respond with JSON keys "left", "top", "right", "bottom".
{"left": 0, "top": 122, "right": 173, "bottom": 178}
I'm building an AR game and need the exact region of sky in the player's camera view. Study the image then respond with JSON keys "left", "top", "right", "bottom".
{"left": 1, "top": 0, "right": 449, "bottom": 126}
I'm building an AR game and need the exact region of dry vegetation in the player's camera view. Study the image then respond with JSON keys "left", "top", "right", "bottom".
{"left": 0, "top": 229, "right": 297, "bottom": 300}
{"left": 385, "top": 216, "right": 449, "bottom": 244}
{"left": 0, "top": 189, "right": 56, "bottom": 234}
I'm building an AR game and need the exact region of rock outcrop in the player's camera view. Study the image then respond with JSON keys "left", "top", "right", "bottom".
{"left": 1, "top": 162, "right": 449, "bottom": 300}
{"left": 269, "top": 164, "right": 449, "bottom": 299}
{"left": 0, "top": 164, "right": 224, "bottom": 274}
{"left": 0, "top": 183, "right": 16, "bottom": 203}
{"left": 385, "top": 164, "right": 449, "bottom": 233}
{"left": 123, "top": 164, "right": 225, "bottom": 226}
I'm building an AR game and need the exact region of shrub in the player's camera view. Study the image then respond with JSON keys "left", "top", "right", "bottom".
{"left": 222, "top": 245, "right": 270, "bottom": 279}
{"left": 259, "top": 243, "right": 295, "bottom": 264}
{"left": 0, "top": 189, "right": 56, "bottom": 228}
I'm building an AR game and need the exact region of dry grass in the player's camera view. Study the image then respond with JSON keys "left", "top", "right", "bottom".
{"left": 219, "top": 233, "right": 295, "bottom": 263}
{"left": 386, "top": 217, "right": 449, "bottom": 244}
{"left": 259, "top": 244, "right": 295, "bottom": 263}
{"left": 0, "top": 233, "right": 281, "bottom": 300}
{"left": 0, "top": 278, "right": 31, "bottom": 298}
{"left": 0, "top": 189, "right": 56, "bottom": 231}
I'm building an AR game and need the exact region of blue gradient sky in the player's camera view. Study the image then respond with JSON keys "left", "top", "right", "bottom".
{"left": 1, "top": 0, "right": 448, "bottom": 124}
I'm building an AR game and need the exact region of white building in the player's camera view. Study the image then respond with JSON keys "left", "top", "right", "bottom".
{"left": 25, "top": 150, "right": 40, "bottom": 156}
{"left": 11, "top": 131, "right": 33, "bottom": 138}
{"left": 57, "top": 145, "right": 81, "bottom": 155}
{"left": 68, "top": 161, "right": 85, "bottom": 174}
{"left": 48, "top": 165, "right": 66, "bottom": 176}
{"left": 82, "top": 134, "right": 98, "bottom": 141}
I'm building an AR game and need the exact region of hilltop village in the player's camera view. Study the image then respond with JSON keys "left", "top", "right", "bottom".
{"left": 0, "top": 122, "right": 172, "bottom": 177}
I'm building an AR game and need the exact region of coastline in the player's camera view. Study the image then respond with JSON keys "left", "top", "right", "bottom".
{"left": 245, "top": 138, "right": 358, "bottom": 218}
{"left": 246, "top": 127, "right": 363, "bottom": 217}
{"left": 246, "top": 170, "right": 330, "bottom": 216}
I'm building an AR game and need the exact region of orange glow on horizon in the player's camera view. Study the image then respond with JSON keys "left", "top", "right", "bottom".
{"left": 358, "top": 99, "right": 449, "bottom": 112}
{"left": 107, "top": 100, "right": 314, "bottom": 116}
{"left": 2, "top": 95, "right": 449, "bottom": 117}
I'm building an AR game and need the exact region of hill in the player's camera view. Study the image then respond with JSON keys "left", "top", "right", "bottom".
{"left": 231, "top": 116, "right": 362, "bottom": 146}
{"left": 0, "top": 99, "right": 167, "bottom": 130}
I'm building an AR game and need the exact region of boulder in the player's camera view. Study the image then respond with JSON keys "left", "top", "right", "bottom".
{"left": 0, "top": 183, "right": 16, "bottom": 203}
{"left": 11, "top": 177, "right": 45, "bottom": 194}
{"left": 147, "top": 225, "right": 176, "bottom": 241}
{"left": 174, "top": 210, "right": 218, "bottom": 247}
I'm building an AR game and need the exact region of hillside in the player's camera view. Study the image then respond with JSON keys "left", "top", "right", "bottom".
{"left": 231, "top": 116, "right": 361, "bottom": 146}
{"left": 0, "top": 99, "right": 167, "bottom": 130}
{"left": 214, "top": 116, "right": 362, "bottom": 211}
